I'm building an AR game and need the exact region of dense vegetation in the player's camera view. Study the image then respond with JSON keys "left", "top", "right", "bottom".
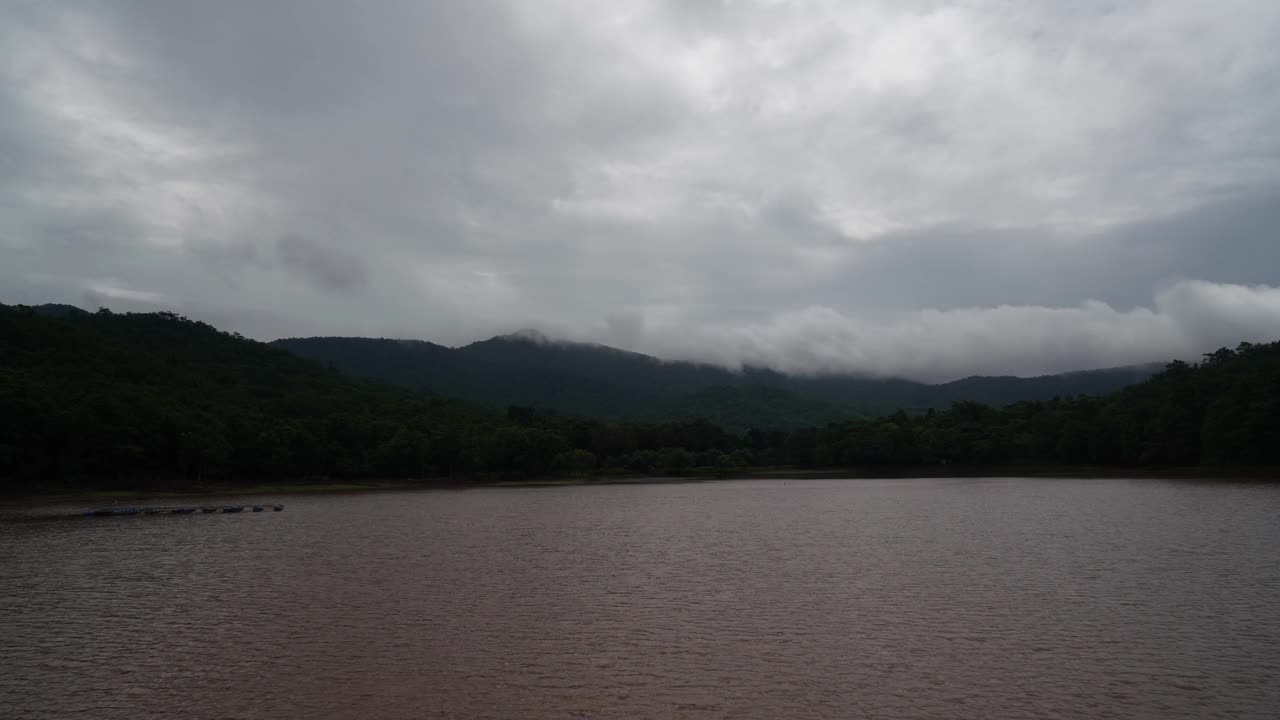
{"left": 769, "top": 342, "right": 1279, "bottom": 469}
{"left": 273, "top": 334, "right": 1156, "bottom": 430}
{"left": 1, "top": 304, "right": 1276, "bottom": 493}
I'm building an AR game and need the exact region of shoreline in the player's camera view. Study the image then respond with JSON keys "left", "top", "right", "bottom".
{"left": 7, "top": 465, "right": 1277, "bottom": 503}
{"left": 493, "top": 465, "right": 1279, "bottom": 487}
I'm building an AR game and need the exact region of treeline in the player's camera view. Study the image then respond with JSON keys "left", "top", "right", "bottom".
{"left": 761, "top": 345, "right": 1279, "bottom": 469}
{"left": 1, "top": 305, "right": 1277, "bottom": 492}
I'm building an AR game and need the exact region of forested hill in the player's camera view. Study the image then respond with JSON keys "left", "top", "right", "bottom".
{"left": 272, "top": 334, "right": 1156, "bottom": 428}
{"left": 2, "top": 304, "right": 1275, "bottom": 493}
{"left": 782, "top": 341, "right": 1280, "bottom": 470}
{"left": 0, "top": 304, "right": 513, "bottom": 491}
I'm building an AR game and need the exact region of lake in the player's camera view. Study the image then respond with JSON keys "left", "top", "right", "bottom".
{"left": 2, "top": 477, "right": 1279, "bottom": 719}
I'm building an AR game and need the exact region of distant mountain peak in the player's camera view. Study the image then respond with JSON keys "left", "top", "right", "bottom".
{"left": 499, "top": 328, "right": 552, "bottom": 344}
{"left": 33, "top": 303, "right": 91, "bottom": 318}
{"left": 480, "top": 330, "right": 663, "bottom": 361}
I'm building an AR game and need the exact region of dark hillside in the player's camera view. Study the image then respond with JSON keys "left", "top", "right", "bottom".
{"left": 275, "top": 333, "right": 1155, "bottom": 426}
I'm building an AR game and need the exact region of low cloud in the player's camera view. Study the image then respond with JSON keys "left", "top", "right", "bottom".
{"left": 603, "top": 281, "right": 1280, "bottom": 381}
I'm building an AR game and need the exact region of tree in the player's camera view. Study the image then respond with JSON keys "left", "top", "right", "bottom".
{"left": 657, "top": 447, "right": 696, "bottom": 475}
{"left": 552, "top": 449, "right": 597, "bottom": 477}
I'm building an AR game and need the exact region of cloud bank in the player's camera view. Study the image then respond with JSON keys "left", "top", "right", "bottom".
{"left": 1, "top": 1, "right": 1278, "bottom": 380}
{"left": 601, "top": 280, "right": 1280, "bottom": 381}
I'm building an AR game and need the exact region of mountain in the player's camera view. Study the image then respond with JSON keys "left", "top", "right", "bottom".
{"left": 0, "top": 305, "right": 520, "bottom": 490}
{"left": 272, "top": 332, "right": 1158, "bottom": 428}
{"left": 928, "top": 366, "right": 1163, "bottom": 407}
{"left": 31, "top": 303, "right": 91, "bottom": 319}
{"left": 3, "top": 304, "right": 1274, "bottom": 492}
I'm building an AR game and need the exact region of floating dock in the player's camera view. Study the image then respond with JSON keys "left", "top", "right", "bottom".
{"left": 83, "top": 504, "right": 284, "bottom": 517}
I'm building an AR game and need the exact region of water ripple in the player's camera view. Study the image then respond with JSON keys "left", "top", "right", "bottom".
{"left": 2, "top": 478, "right": 1279, "bottom": 719}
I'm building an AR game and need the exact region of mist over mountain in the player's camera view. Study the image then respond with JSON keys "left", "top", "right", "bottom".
{"left": 273, "top": 332, "right": 1157, "bottom": 429}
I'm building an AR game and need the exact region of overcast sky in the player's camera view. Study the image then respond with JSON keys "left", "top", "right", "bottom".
{"left": 3, "top": 1, "right": 1279, "bottom": 380}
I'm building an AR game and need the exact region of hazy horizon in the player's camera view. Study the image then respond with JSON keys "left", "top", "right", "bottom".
{"left": 3, "top": 2, "right": 1279, "bottom": 381}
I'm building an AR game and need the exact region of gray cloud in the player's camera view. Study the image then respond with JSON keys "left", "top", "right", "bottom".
{"left": 591, "top": 280, "right": 1280, "bottom": 382}
{"left": 276, "top": 235, "right": 367, "bottom": 293}
{"left": 1, "top": 1, "right": 1279, "bottom": 380}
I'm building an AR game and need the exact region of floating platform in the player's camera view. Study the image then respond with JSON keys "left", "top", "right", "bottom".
{"left": 82, "top": 503, "right": 284, "bottom": 517}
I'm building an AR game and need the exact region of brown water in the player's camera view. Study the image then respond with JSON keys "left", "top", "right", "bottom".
{"left": 2, "top": 477, "right": 1279, "bottom": 719}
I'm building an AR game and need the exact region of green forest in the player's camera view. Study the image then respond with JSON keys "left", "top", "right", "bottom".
{"left": 1, "top": 303, "right": 1276, "bottom": 493}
